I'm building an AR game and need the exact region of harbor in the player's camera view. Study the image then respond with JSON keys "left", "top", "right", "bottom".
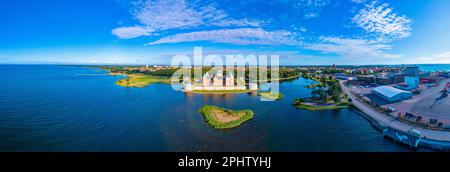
{"left": 341, "top": 80, "right": 450, "bottom": 150}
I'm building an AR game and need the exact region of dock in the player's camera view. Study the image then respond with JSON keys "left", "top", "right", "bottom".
{"left": 383, "top": 127, "right": 421, "bottom": 149}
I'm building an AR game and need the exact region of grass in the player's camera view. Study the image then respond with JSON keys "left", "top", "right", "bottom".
{"left": 259, "top": 92, "right": 284, "bottom": 100}
{"left": 191, "top": 89, "right": 252, "bottom": 94}
{"left": 293, "top": 100, "right": 350, "bottom": 111}
{"left": 198, "top": 105, "right": 254, "bottom": 129}
{"left": 115, "top": 74, "right": 171, "bottom": 88}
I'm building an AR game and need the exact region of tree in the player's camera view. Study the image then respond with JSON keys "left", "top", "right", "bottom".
{"left": 332, "top": 95, "right": 340, "bottom": 103}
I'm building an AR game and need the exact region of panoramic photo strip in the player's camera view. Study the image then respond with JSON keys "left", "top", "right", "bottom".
{"left": 1, "top": 0, "right": 450, "bottom": 170}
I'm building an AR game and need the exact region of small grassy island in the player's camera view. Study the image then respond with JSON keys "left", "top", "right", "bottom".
{"left": 198, "top": 105, "right": 254, "bottom": 129}
{"left": 259, "top": 92, "right": 284, "bottom": 100}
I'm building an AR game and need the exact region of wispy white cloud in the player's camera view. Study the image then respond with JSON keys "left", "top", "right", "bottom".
{"left": 112, "top": 26, "right": 154, "bottom": 39}
{"left": 305, "top": 36, "right": 401, "bottom": 58}
{"left": 416, "top": 51, "right": 450, "bottom": 64}
{"left": 147, "top": 28, "right": 301, "bottom": 46}
{"left": 351, "top": 0, "right": 367, "bottom": 4}
{"left": 293, "top": 0, "right": 331, "bottom": 18}
{"left": 110, "top": 0, "right": 411, "bottom": 60}
{"left": 112, "top": 0, "right": 261, "bottom": 39}
{"left": 352, "top": 1, "right": 412, "bottom": 42}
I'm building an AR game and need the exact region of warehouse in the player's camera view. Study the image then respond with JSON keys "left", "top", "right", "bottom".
{"left": 372, "top": 86, "right": 413, "bottom": 102}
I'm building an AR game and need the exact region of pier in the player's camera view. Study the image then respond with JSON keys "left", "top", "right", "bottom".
{"left": 382, "top": 127, "right": 421, "bottom": 149}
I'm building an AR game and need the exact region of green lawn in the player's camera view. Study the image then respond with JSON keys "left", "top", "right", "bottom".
{"left": 198, "top": 105, "right": 254, "bottom": 129}
{"left": 115, "top": 74, "right": 171, "bottom": 88}
{"left": 191, "top": 89, "right": 252, "bottom": 94}
{"left": 293, "top": 100, "right": 350, "bottom": 111}
{"left": 259, "top": 92, "right": 284, "bottom": 100}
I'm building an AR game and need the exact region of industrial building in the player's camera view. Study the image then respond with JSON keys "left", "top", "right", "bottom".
{"left": 372, "top": 86, "right": 413, "bottom": 102}
{"left": 405, "top": 76, "right": 420, "bottom": 89}
{"left": 404, "top": 66, "right": 419, "bottom": 77}
{"left": 357, "top": 75, "right": 376, "bottom": 84}
{"left": 334, "top": 73, "right": 357, "bottom": 81}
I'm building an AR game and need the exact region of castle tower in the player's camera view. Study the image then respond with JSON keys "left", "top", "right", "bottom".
{"left": 183, "top": 77, "right": 193, "bottom": 91}
{"left": 203, "top": 72, "right": 211, "bottom": 86}
{"left": 226, "top": 71, "right": 234, "bottom": 87}
{"left": 213, "top": 70, "right": 224, "bottom": 87}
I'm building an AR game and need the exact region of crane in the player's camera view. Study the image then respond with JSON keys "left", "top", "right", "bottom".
{"left": 441, "top": 82, "right": 450, "bottom": 97}
{"left": 441, "top": 82, "right": 450, "bottom": 92}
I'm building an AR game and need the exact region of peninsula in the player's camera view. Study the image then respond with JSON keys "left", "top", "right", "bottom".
{"left": 293, "top": 72, "right": 351, "bottom": 110}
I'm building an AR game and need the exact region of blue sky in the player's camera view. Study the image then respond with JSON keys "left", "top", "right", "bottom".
{"left": 1, "top": 0, "right": 450, "bottom": 65}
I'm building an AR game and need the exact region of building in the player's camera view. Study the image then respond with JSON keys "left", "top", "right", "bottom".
{"left": 420, "top": 76, "right": 440, "bottom": 84}
{"left": 404, "top": 66, "right": 419, "bottom": 77}
{"left": 419, "top": 72, "right": 431, "bottom": 78}
{"left": 375, "top": 77, "right": 393, "bottom": 85}
{"left": 183, "top": 77, "right": 193, "bottom": 91}
{"left": 335, "top": 73, "right": 357, "bottom": 81}
{"left": 439, "top": 71, "right": 450, "bottom": 78}
{"left": 357, "top": 75, "right": 376, "bottom": 84}
{"left": 184, "top": 71, "right": 247, "bottom": 91}
{"left": 249, "top": 83, "right": 258, "bottom": 90}
{"left": 225, "top": 71, "right": 234, "bottom": 87}
{"left": 213, "top": 70, "right": 223, "bottom": 87}
{"left": 405, "top": 76, "right": 420, "bottom": 89}
{"left": 336, "top": 75, "right": 357, "bottom": 81}
{"left": 202, "top": 73, "right": 211, "bottom": 86}
{"left": 390, "top": 73, "right": 405, "bottom": 84}
{"left": 372, "top": 86, "right": 413, "bottom": 102}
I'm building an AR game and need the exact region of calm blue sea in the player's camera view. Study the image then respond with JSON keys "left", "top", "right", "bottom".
{"left": 1, "top": 64, "right": 440, "bottom": 152}
{"left": 416, "top": 64, "right": 450, "bottom": 72}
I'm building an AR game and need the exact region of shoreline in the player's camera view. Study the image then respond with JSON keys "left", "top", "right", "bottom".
{"left": 340, "top": 81, "right": 450, "bottom": 150}
{"left": 101, "top": 66, "right": 450, "bottom": 150}
{"left": 185, "top": 89, "right": 254, "bottom": 95}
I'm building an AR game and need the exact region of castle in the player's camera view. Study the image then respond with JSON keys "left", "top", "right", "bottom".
{"left": 183, "top": 70, "right": 258, "bottom": 91}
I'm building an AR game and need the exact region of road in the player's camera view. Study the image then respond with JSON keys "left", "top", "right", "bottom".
{"left": 340, "top": 81, "right": 450, "bottom": 141}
